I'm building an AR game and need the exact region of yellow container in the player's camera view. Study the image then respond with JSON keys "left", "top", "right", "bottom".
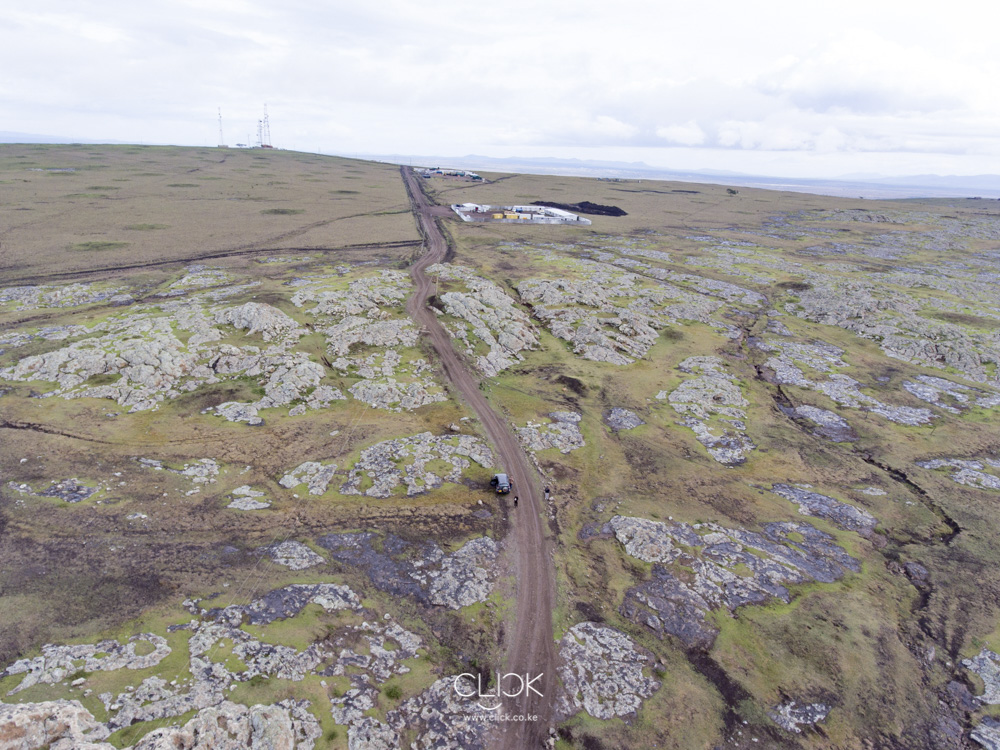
{"left": 492, "top": 213, "right": 503, "bottom": 219}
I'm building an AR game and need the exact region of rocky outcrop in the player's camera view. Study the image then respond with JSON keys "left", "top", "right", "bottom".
{"left": 771, "top": 484, "right": 878, "bottom": 536}
{"left": 131, "top": 700, "right": 320, "bottom": 750}
{"left": 902, "top": 375, "right": 1000, "bottom": 414}
{"left": 556, "top": 622, "right": 660, "bottom": 720}
{"left": 916, "top": 457, "right": 1000, "bottom": 491}
{"left": 972, "top": 718, "right": 1000, "bottom": 750}
{"left": 279, "top": 461, "right": 337, "bottom": 495}
{"left": 3, "top": 634, "right": 170, "bottom": 695}
{"left": 0, "top": 700, "right": 111, "bottom": 749}
{"left": 758, "top": 338, "right": 933, "bottom": 425}
{"left": 603, "top": 408, "right": 644, "bottom": 432}
{"left": 427, "top": 263, "right": 540, "bottom": 376}
{"left": 610, "top": 515, "right": 859, "bottom": 648}
{"left": 214, "top": 302, "right": 304, "bottom": 342}
{"left": 260, "top": 541, "right": 325, "bottom": 570}
{"left": 787, "top": 404, "right": 856, "bottom": 442}
{"left": 516, "top": 411, "right": 585, "bottom": 454}
{"left": 339, "top": 433, "right": 494, "bottom": 498}
{"left": 666, "top": 356, "right": 755, "bottom": 465}
{"left": 318, "top": 533, "right": 499, "bottom": 610}
{"left": 964, "top": 649, "right": 1000, "bottom": 704}
{"left": 768, "top": 701, "right": 830, "bottom": 733}
{"left": 226, "top": 486, "right": 270, "bottom": 510}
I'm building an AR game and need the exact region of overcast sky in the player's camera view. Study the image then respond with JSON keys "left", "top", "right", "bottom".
{"left": 3, "top": 1, "right": 998, "bottom": 178}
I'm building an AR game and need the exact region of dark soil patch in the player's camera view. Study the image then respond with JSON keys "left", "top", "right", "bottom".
{"left": 531, "top": 200, "right": 627, "bottom": 217}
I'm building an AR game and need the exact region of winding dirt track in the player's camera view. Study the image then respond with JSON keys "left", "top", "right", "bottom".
{"left": 401, "top": 167, "right": 556, "bottom": 748}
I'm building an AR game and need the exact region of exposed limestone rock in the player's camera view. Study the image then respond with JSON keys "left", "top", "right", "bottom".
{"left": 556, "top": 622, "right": 660, "bottom": 720}
{"left": 319, "top": 532, "right": 499, "bottom": 610}
{"left": 347, "top": 716, "right": 398, "bottom": 750}
{"left": 339, "top": 433, "right": 494, "bottom": 498}
{"left": 214, "top": 302, "right": 304, "bottom": 342}
{"left": 291, "top": 270, "right": 409, "bottom": 318}
{"left": 972, "top": 718, "right": 1000, "bottom": 750}
{"left": 903, "top": 375, "right": 1000, "bottom": 414}
{"left": 347, "top": 378, "right": 445, "bottom": 412}
{"left": 667, "top": 356, "right": 754, "bottom": 465}
{"left": 610, "top": 515, "right": 859, "bottom": 648}
{"left": 604, "top": 408, "right": 644, "bottom": 431}
{"left": 916, "top": 457, "right": 1000, "bottom": 490}
{"left": 261, "top": 541, "right": 325, "bottom": 570}
{"left": 814, "top": 375, "right": 933, "bottom": 425}
{"left": 279, "top": 461, "right": 337, "bottom": 495}
{"left": 759, "top": 339, "right": 933, "bottom": 425}
{"left": 427, "top": 263, "right": 540, "bottom": 376}
{"left": 0, "top": 700, "right": 111, "bottom": 748}
{"left": 226, "top": 486, "right": 270, "bottom": 510}
{"left": 785, "top": 277, "right": 1000, "bottom": 387}
{"left": 131, "top": 700, "right": 320, "bottom": 750}
{"left": 771, "top": 484, "right": 878, "bottom": 536}
{"left": 787, "top": 404, "right": 856, "bottom": 442}
{"left": 383, "top": 677, "right": 492, "bottom": 750}
{"left": 416, "top": 537, "right": 499, "bottom": 609}
{"left": 963, "top": 649, "right": 1000, "bottom": 704}
{"left": 513, "top": 254, "right": 742, "bottom": 365}
{"left": 516, "top": 411, "right": 585, "bottom": 454}
{"left": 3, "top": 635, "right": 170, "bottom": 695}
{"left": 0, "top": 282, "right": 126, "bottom": 311}
{"left": 0, "top": 291, "right": 344, "bottom": 420}
{"left": 768, "top": 701, "right": 831, "bottom": 733}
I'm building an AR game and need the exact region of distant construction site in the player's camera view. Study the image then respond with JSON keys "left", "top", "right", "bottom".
{"left": 451, "top": 202, "right": 592, "bottom": 225}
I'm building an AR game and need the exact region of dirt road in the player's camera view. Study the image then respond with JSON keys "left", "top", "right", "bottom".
{"left": 401, "top": 167, "right": 557, "bottom": 748}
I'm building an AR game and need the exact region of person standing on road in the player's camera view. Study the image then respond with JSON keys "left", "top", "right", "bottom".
{"left": 544, "top": 486, "right": 551, "bottom": 499}
{"left": 514, "top": 496, "right": 518, "bottom": 508}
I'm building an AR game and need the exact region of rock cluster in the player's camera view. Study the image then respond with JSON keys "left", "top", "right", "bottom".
{"left": 0, "top": 282, "right": 126, "bottom": 311}
{"left": 0, "top": 699, "right": 112, "bottom": 748}
{"left": 786, "top": 404, "right": 856, "bottom": 442}
{"left": 279, "top": 461, "right": 337, "bottom": 495}
{"left": 758, "top": 338, "right": 933, "bottom": 425}
{"left": 318, "top": 532, "right": 499, "bottom": 609}
{"left": 3, "top": 634, "right": 170, "bottom": 695}
{"left": 133, "top": 700, "right": 321, "bottom": 750}
{"left": 666, "top": 356, "right": 755, "bottom": 465}
{"left": 916, "top": 457, "right": 1000, "bottom": 490}
{"left": 292, "top": 270, "right": 448, "bottom": 412}
{"left": 964, "top": 648, "right": 1000, "bottom": 704}
{"left": 516, "top": 411, "right": 585, "bottom": 453}
{"left": 902, "top": 375, "right": 1000, "bottom": 414}
{"left": 785, "top": 276, "right": 1000, "bottom": 387}
{"left": 0, "top": 268, "right": 450, "bottom": 419}
{"left": 609, "top": 515, "right": 859, "bottom": 648}
{"left": 771, "top": 484, "right": 878, "bottom": 536}
{"left": 260, "top": 541, "right": 325, "bottom": 570}
{"left": 339, "top": 432, "right": 494, "bottom": 498}
{"left": 428, "top": 263, "right": 540, "bottom": 376}
{"left": 138, "top": 457, "right": 219, "bottom": 495}
{"left": 226, "top": 485, "right": 270, "bottom": 510}
{"left": 556, "top": 622, "right": 660, "bottom": 720}
{"left": 513, "top": 253, "right": 749, "bottom": 365}
{"left": 603, "top": 408, "right": 644, "bottom": 431}
{"left": 768, "top": 701, "right": 831, "bottom": 733}
{"left": 972, "top": 718, "right": 1000, "bottom": 750}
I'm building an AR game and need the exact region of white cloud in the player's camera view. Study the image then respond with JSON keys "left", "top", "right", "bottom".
{"left": 656, "top": 121, "right": 706, "bottom": 146}
{"left": 2, "top": 1, "right": 1000, "bottom": 176}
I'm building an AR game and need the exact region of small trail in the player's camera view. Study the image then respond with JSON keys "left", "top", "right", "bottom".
{"left": 400, "top": 166, "right": 557, "bottom": 749}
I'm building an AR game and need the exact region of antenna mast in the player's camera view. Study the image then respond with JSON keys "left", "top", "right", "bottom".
{"left": 217, "top": 107, "right": 227, "bottom": 148}
{"left": 262, "top": 103, "right": 272, "bottom": 148}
